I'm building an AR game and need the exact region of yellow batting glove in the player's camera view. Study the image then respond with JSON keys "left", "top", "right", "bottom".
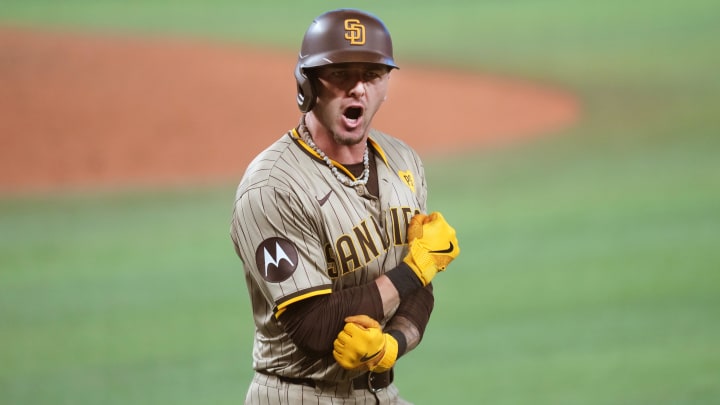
{"left": 403, "top": 212, "right": 460, "bottom": 285}
{"left": 406, "top": 212, "right": 428, "bottom": 242}
{"left": 333, "top": 315, "right": 398, "bottom": 373}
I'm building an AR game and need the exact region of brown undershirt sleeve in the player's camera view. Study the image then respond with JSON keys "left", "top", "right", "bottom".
{"left": 385, "top": 283, "right": 435, "bottom": 356}
{"left": 279, "top": 277, "right": 435, "bottom": 360}
{"left": 278, "top": 281, "right": 385, "bottom": 358}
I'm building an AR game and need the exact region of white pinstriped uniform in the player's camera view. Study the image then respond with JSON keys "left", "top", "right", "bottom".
{"left": 245, "top": 372, "right": 408, "bottom": 404}
{"left": 230, "top": 127, "right": 426, "bottom": 400}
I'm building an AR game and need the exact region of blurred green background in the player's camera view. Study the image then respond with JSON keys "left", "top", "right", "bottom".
{"left": 2, "top": 1, "right": 719, "bottom": 404}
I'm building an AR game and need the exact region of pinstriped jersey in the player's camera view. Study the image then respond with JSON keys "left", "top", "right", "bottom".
{"left": 230, "top": 127, "right": 427, "bottom": 382}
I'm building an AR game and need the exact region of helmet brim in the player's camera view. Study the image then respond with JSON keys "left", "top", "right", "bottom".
{"left": 299, "top": 50, "right": 398, "bottom": 70}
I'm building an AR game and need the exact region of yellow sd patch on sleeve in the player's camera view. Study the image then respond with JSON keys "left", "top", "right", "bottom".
{"left": 398, "top": 170, "right": 416, "bottom": 193}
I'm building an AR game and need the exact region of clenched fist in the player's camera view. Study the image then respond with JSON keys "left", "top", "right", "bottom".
{"left": 333, "top": 315, "right": 398, "bottom": 373}
{"left": 403, "top": 212, "right": 460, "bottom": 285}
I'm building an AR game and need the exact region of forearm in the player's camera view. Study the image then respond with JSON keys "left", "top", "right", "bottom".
{"left": 278, "top": 263, "right": 427, "bottom": 359}
{"left": 330, "top": 283, "right": 435, "bottom": 372}
{"left": 375, "top": 273, "right": 402, "bottom": 315}
{"left": 278, "top": 278, "right": 392, "bottom": 358}
{"left": 384, "top": 283, "right": 434, "bottom": 357}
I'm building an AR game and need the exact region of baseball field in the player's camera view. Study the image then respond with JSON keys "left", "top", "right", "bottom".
{"left": 1, "top": 1, "right": 719, "bottom": 404}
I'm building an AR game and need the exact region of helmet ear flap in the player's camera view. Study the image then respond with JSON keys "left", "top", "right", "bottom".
{"left": 295, "top": 64, "right": 316, "bottom": 113}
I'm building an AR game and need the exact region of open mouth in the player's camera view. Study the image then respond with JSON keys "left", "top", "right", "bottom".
{"left": 344, "top": 106, "right": 363, "bottom": 121}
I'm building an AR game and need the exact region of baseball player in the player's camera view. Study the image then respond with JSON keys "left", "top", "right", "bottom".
{"left": 230, "top": 8, "right": 460, "bottom": 404}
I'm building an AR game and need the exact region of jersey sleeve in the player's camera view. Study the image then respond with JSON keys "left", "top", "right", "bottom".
{"left": 231, "top": 185, "right": 333, "bottom": 314}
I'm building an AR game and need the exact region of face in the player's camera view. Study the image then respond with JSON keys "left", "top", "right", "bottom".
{"left": 311, "top": 63, "right": 391, "bottom": 146}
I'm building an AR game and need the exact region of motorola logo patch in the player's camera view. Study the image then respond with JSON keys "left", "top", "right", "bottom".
{"left": 255, "top": 237, "right": 298, "bottom": 282}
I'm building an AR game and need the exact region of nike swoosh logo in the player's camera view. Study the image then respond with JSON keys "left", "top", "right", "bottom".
{"left": 429, "top": 242, "right": 454, "bottom": 254}
{"left": 360, "top": 349, "right": 382, "bottom": 362}
{"left": 316, "top": 190, "right": 333, "bottom": 206}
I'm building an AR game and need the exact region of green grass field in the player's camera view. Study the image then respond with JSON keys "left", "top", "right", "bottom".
{"left": 2, "top": 1, "right": 720, "bottom": 404}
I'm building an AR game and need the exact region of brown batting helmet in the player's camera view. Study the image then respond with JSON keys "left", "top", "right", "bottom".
{"left": 295, "top": 9, "right": 399, "bottom": 112}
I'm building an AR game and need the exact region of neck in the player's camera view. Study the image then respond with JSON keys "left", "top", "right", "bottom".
{"left": 303, "top": 113, "right": 367, "bottom": 164}
{"left": 299, "top": 115, "right": 371, "bottom": 188}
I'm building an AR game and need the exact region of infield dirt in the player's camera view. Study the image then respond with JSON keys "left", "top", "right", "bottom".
{"left": 0, "top": 28, "right": 579, "bottom": 193}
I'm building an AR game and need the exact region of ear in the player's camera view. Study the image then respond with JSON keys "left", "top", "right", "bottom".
{"left": 295, "top": 65, "right": 316, "bottom": 113}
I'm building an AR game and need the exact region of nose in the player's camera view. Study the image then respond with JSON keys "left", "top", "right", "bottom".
{"left": 348, "top": 78, "right": 366, "bottom": 98}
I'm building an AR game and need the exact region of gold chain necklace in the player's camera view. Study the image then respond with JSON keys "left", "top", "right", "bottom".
{"left": 298, "top": 116, "right": 370, "bottom": 187}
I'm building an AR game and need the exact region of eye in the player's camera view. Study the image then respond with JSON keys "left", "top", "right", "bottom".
{"left": 363, "top": 70, "right": 381, "bottom": 81}
{"left": 329, "top": 70, "right": 349, "bottom": 81}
